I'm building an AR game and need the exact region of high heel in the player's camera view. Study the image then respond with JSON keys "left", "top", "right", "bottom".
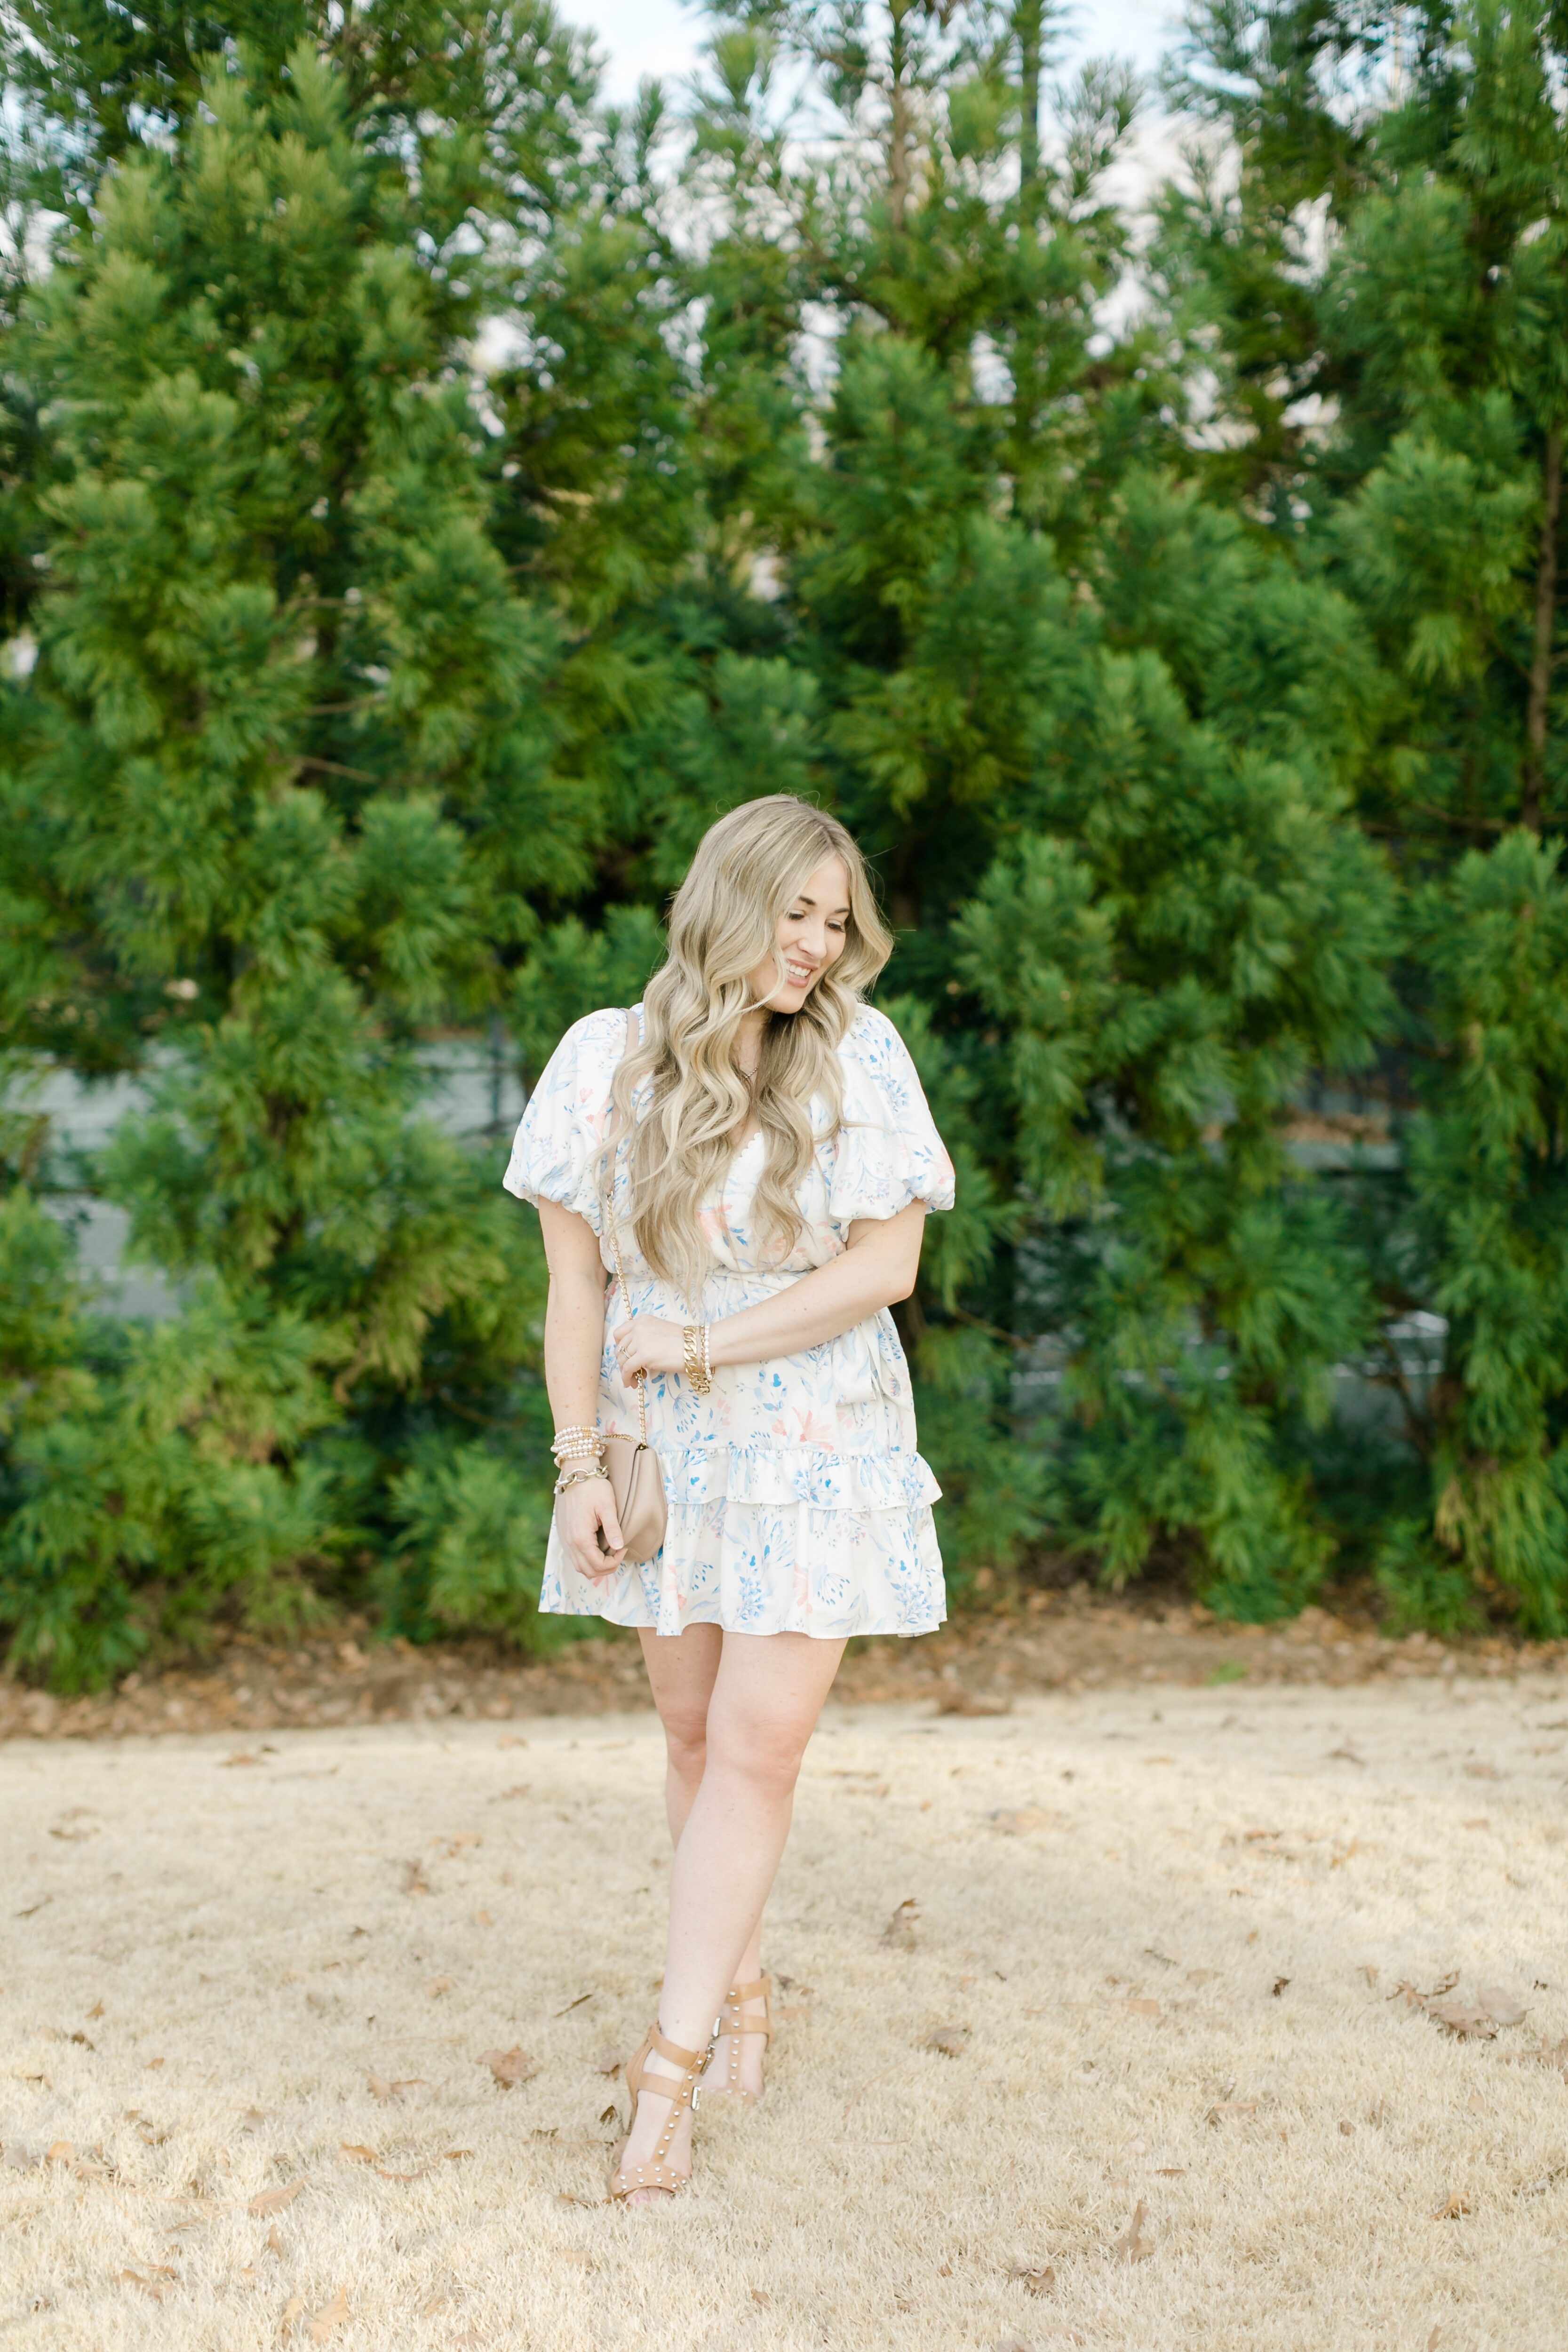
{"left": 705, "top": 1974, "right": 772, "bottom": 2106}
{"left": 607, "top": 2022, "right": 709, "bottom": 2201}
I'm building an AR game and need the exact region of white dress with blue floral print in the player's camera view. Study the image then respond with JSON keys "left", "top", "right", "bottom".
{"left": 504, "top": 1002, "right": 956, "bottom": 1640}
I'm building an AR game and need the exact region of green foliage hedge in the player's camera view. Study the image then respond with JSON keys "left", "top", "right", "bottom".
{"left": 4, "top": 0, "right": 1568, "bottom": 1685}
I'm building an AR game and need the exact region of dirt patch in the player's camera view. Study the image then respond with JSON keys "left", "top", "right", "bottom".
{"left": 4, "top": 1590, "right": 1563, "bottom": 1741}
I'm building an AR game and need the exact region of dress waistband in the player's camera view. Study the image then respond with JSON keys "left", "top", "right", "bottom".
{"left": 607, "top": 1260, "right": 810, "bottom": 1293}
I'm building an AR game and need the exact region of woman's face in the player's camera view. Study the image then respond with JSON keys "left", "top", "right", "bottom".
{"left": 746, "top": 854, "right": 851, "bottom": 1015}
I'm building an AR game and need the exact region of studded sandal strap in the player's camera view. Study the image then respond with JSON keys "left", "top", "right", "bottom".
{"left": 607, "top": 2023, "right": 706, "bottom": 2202}
{"left": 720, "top": 1978, "right": 773, "bottom": 2043}
{"left": 609, "top": 2154, "right": 689, "bottom": 2198}
{"left": 646, "top": 2025, "right": 708, "bottom": 2074}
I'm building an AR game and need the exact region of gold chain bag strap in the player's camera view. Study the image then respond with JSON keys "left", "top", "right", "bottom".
{"left": 596, "top": 1017, "right": 669, "bottom": 1567}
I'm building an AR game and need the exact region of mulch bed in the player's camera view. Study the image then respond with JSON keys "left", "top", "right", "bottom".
{"left": 4, "top": 1587, "right": 1564, "bottom": 1740}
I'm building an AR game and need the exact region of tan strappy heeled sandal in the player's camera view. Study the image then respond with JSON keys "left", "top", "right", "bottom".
{"left": 705, "top": 1974, "right": 772, "bottom": 2105}
{"left": 608, "top": 2023, "right": 708, "bottom": 2202}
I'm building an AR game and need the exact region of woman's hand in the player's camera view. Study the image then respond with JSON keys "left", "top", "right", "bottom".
{"left": 613, "top": 1313, "right": 688, "bottom": 1382}
{"left": 555, "top": 1475, "right": 626, "bottom": 1580}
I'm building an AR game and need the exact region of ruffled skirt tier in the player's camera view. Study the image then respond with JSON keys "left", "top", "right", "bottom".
{"left": 539, "top": 1440, "right": 947, "bottom": 1639}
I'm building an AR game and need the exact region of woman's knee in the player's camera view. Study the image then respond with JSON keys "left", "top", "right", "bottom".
{"left": 660, "top": 1704, "right": 709, "bottom": 1780}
{"left": 706, "top": 1710, "right": 809, "bottom": 1798}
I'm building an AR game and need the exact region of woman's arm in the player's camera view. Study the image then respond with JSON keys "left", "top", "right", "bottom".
{"left": 536, "top": 1197, "right": 625, "bottom": 1577}
{"left": 613, "top": 1201, "right": 927, "bottom": 1381}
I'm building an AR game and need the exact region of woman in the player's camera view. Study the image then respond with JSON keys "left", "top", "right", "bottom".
{"left": 505, "top": 794, "right": 953, "bottom": 2206}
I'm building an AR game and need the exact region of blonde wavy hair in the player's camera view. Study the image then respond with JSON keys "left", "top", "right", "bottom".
{"left": 602, "top": 795, "right": 894, "bottom": 1304}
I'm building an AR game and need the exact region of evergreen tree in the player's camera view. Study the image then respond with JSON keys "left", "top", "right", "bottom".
{"left": 0, "top": 24, "right": 585, "bottom": 1682}
{"left": 652, "top": 2, "right": 1397, "bottom": 1611}
{"left": 1162, "top": 0, "right": 1568, "bottom": 1628}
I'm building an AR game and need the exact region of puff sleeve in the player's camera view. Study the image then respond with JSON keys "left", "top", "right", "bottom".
{"left": 502, "top": 1006, "right": 631, "bottom": 1234}
{"left": 824, "top": 1006, "right": 956, "bottom": 1226}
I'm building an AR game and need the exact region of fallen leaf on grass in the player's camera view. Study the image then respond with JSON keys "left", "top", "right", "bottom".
{"left": 496, "top": 1734, "right": 528, "bottom": 1749}
{"left": 1402, "top": 1990, "right": 1496, "bottom": 2041}
{"left": 1463, "top": 1762, "right": 1502, "bottom": 1780}
{"left": 45, "top": 2141, "right": 74, "bottom": 2166}
{"left": 307, "top": 2286, "right": 349, "bottom": 2342}
{"left": 558, "top": 2189, "right": 599, "bottom": 2209}
{"left": 1271, "top": 1978, "right": 1291, "bottom": 1998}
{"left": 1, "top": 2145, "right": 39, "bottom": 2170}
{"left": 882, "top": 1898, "right": 919, "bottom": 1950}
{"left": 366, "top": 2074, "right": 428, "bottom": 2101}
{"left": 266, "top": 2227, "right": 284, "bottom": 2257}
{"left": 117, "top": 2267, "right": 177, "bottom": 2299}
{"left": 1186, "top": 1969, "right": 1218, "bottom": 1986}
{"left": 1008, "top": 2261, "right": 1056, "bottom": 2294}
{"left": 248, "top": 2181, "right": 303, "bottom": 2216}
{"left": 339, "top": 2144, "right": 376, "bottom": 2164}
{"left": 401, "top": 1859, "right": 431, "bottom": 1897}
{"left": 559, "top": 2250, "right": 592, "bottom": 2270}
{"left": 280, "top": 2295, "right": 307, "bottom": 2334}
{"left": 1207, "top": 2101, "right": 1258, "bottom": 2124}
{"left": 1393, "top": 1974, "right": 1500, "bottom": 2040}
{"left": 425, "top": 1975, "right": 454, "bottom": 1999}
{"left": 928, "top": 2026, "right": 969, "bottom": 2057}
{"left": 993, "top": 2337, "right": 1035, "bottom": 2352}
{"left": 750, "top": 2288, "right": 771, "bottom": 2306}
{"left": 1339, "top": 2120, "right": 1356, "bottom": 2136}
{"left": 479, "top": 2046, "right": 537, "bottom": 2089}
{"left": 223, "top": 1751, "right": 265, "bottom": 1767}
{"left": 1479, "top": 1986, "right": 1527, "bottom": 2026}
{"left": 989, "top": 1808, "right": 1051, "bottom": 1833}
{"left": 595, "top": 2049, "right": 626, "bottom": 2076}
{"left": 1126, "top": 1999, "right": 1161, "bottom": 2019}
{"left": 1327, "top": 1746, "right": 1366, "bottom": 1766}
{"left": 1435, "top": 2190, "right": 1471, "bottom": 2219}
{"left": 1113, "top": 2200, "right": 1153, "bottom": 2262}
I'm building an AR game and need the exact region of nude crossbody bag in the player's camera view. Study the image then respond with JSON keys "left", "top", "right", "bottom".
{"left": 594, "top": 1017, "right": 668, "bottom": 1566}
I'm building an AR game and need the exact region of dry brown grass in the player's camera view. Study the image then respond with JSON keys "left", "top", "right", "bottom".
{"left": 4, "top": 1674, "right": 1568, "bottom": 2349}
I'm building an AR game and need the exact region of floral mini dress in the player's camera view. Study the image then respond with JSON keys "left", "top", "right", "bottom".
{"left": 504, "top": 1001, "right": 956, "bottom": 1640}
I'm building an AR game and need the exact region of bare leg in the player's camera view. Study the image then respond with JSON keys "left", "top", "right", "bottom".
{"left": 637, "top": 1625, "right": 721, "bottom": 1845}
{"left": 637, "top": 1627, "right": 765, "bottom": 2099}
{"left": 618, "top": 1631, "right": 845, "bottom": 2202}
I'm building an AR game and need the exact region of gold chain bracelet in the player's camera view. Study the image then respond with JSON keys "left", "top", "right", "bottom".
{"left": 681, "top": 1323, "right": 713, "bottom": 1397}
